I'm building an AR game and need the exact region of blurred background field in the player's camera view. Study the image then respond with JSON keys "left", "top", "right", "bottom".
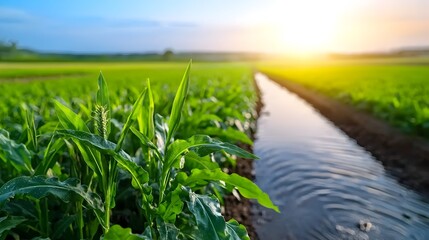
{"left": 0, "top": 62, "right": 256, "bottom": 143}
{"left": 259, "top": 57, "right": 429, "bottom": 137}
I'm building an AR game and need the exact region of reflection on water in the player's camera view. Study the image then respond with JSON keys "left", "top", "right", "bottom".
{"left": 253, "top": 73, "right": 429, "bottom": 240}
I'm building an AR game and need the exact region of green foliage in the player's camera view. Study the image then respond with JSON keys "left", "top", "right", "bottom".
{"left": 0, "top": 176, "right": 103, "bottom": 211}
{"left": 167, "top": 60, "right": 191, "bottom": 144}
{"left": 0, "top": 216, "right": 26, "bottom": 239}
{"left": 0, "top": 62, "right": 272, "bottom": 239}
{"left": 0, "top": 130, "right": 33, "bottom": 173}
{"left": 54, "top": 99, "right": 90, "bottom": 132}
{"left": 104, "top": 225, "right": 150, "bottom": 240}
{"left": 181, "top": 168, "right": 278, "bottom": 212}
{"left": 187, "top": 190, "right": 250, "bottom": 240}
{"left": 138, "top": 78, "right": 155, "bottom": 141}
{"left": 57, "top": 130, "right": 131, "bottom": 161}
{"left": 116, "top": 88, "right": 146, "bottom": 151}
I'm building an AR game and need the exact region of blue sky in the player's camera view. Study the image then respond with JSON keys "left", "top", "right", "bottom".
{"left": 0, "top": 0, "right": 266, "bottom": 53}
{"left": 1, "top": 0, "right": 428, "bottom": 54}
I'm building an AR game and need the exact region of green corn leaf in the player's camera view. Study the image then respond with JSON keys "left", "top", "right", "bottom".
{"left": 0, "top": 130, "right": 33, "bottom": 173}
{"left": 184, "top": 151, "right": 219, "bottom": 170}
{"left": 103, "top": 225, "right": 149, "bottom": 240}
{"left": 164, "top": 139, "right": 190, "bottom": 167}
{"left": 142, "top": 226, "right": 152, "bottom": 239}
{"left": 112, "top": 154, "right": 149, "bottom": 191}
{"left": 2, "top": 200, "right": 37, "bottom": 219}
{"left": 0, "top": 176, "right": 104, "bottom": 212}
{"left": 116, "top": 89, "right": 146, "bottom": 151}
{"left": 157, "top": 187, "right": 184, "bottom": 223}
{"left": 130, "top": 127, "right": 160, "bottom": 157}
{"left": 53, "top": 99, "right": 89, "bottom": 132}
{"left": 57, "top": 129, "right": 130, "bottom": 160}
{"left": 167, "top": 60, "right": 191, "bottom": 144}
{"left": 24, "top": 110, "right": 38, "bottom": 151}
{"left": 0, "top": 216, "right": 26, "bottom": 239}
{"left": 57, "top": 130, "right": 149, "bottom": 190}
{"left": 165, "top": 135, "right": 257, "bottom": 170}
{"left": 51, "top": 215, "right": 77, "bottom": 239}
{"left": 52, "top": 100, "right": 104, "bottom": 178}
{"left": 97, "top": 72, "right": 111, "bottom": 136}
{"left": 186, "top": 190, "right": 249, "bottom": 240}
{"left": 225, "top": 219, "right": 250, "bottom": 240}
{"left": 78, "top": 103, "right": 92, "bottom": 120}
{"left": 138, "top": 78, "right": 155, "bottom": 141}
{"left": 55, "top": 130, "right": 104, "bottom": 179}
{"left": 155, "top": 114, "right": 168, "bottom": 153}
{"left": 187, "top": 135, "right": 257, "bottom": 159}
{"left": 0, "top": 129, "right": 9, "bottom": 139}
{"left": 160, "top": 135, "right": 258, "bottom": 202}
{"left": 87, "top": 218, "right": 103, "bottom": 240}
{"left": 188, "top": 113, "right": 223, "bottom": 126}
{"left": 182, "top": 169, "right": 279, "bottom": 213}
{"left": 203, "top": 127, "right": 253, "bottom": 145}
{"left": 75, "top": 142, "right": 103, "bottom": 179}
{"left": 156, "top": 218, "right": 179, "bottom": 240}
{"left": 34, "top": 136, "right": 65, "bottom": 175}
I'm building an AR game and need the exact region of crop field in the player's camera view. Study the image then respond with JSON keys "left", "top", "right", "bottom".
{"left": 0, "top": 62, "right": 260, "bottom": 142}
{"left": 259, "top": 60, "right": 429, "bottom": 137}
{"left": 0, "top": 62, "right": 278, "bottom": 239}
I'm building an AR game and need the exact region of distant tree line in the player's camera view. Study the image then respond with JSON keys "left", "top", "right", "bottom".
{"left": 0, "top": 41, "right": 18, "bottom": 53}
{"left": 0, "top": 41, "right": 262, "bottom": 62}
{"left": 162, "top": 49, "right": 174, "bottom": 61}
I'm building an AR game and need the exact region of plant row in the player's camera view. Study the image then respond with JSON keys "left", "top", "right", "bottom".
{"left": 0, "top": 62, "right": 278, "bottom": 239}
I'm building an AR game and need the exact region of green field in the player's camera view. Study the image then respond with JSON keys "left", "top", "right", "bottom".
{"left": 0, "top": 62, "right": 278, "bottom": 239}
{"left": 259, "top": 59, "right": 429, "bottom": 137}
{"left": 3, "top": 58, "right": 429, "bottom": 239}
{"left": 0, "top": 62, "right": 256, "bottom": 137}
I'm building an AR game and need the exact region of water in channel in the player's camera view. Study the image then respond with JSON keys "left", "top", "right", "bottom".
{"left": 252, "top": 73, "right": 429, "bottom": 240}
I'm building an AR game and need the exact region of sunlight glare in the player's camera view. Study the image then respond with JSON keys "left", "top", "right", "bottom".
{"left": 273, "top": 0, "right": 359, "bottom": 54}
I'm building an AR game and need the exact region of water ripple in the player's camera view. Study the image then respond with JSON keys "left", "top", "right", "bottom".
{"left": 253, "top": 73, "right": 429, "bottom": 240}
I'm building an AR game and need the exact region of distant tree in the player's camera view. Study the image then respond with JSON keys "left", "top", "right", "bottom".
{"left": 0, "top": 41, "right": 8, "bottom": 53}
{"left": 162, "top": 49, "right": 174, "bottom": 61}
{"left": 9, "top": 41, "right": 17, "bottom": 51}
{"left": 0, "top": 40, "right": 18, "bottom": 53}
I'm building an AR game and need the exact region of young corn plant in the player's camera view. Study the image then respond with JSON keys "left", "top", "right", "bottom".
{"left": 0, "top": 61, "right": 278, "bottom": 239}
{"left": 0, "top": 103, "right": 105, "bottom": 239}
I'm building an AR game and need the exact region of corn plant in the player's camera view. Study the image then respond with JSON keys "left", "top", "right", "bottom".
{"left": 0, "top": 61, "right": 278, "bottom": 239}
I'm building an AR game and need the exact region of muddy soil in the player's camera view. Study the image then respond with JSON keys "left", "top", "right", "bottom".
{"left": 223, "top": 77, "right": 263, "bottom": 240}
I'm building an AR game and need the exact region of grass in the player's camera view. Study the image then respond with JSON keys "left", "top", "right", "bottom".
{"left": 259, "top": 58, "right": 429, "bottom": 137}
{"left": 0, "top": 61, "right": 277, "bottom": 239}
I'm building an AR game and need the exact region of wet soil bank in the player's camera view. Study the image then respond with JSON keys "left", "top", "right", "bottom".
{"left": 263, "top": 72, "right": 429, "bottom": 194}
{"left": 223, "top": 78, "right": 263, "bottom": 240}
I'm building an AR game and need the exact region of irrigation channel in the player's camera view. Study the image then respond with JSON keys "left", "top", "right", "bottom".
{"left": 252, "top": 73, "right": 429, "bottom": 240}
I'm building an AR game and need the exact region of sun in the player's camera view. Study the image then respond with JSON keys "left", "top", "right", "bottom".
{"left": 277, "top": 13, "right": 337, "bottom": 53}
{"left": 272, "top": 0, "right": 354, "bottom": 54}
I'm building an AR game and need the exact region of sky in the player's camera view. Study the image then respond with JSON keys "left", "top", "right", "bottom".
{"left": 1, "top": 0, "right": 428, "bottom": 55}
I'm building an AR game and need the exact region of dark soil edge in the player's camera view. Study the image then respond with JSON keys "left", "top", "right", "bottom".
{"left": 263, "top": 72, "right": 429, "bottom": 194}
{"left": 223, "top": 74, "right": 264, "bottom": 240}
